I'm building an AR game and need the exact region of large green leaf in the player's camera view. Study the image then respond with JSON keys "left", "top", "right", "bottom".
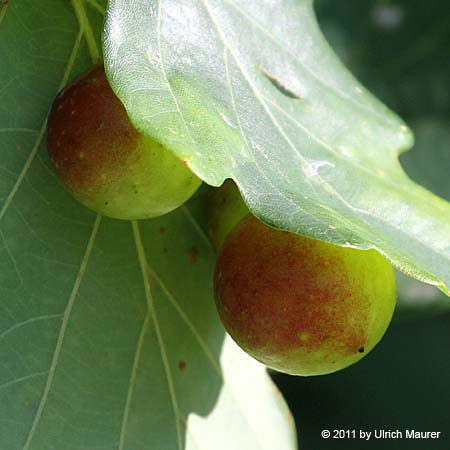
{"left": 0, "top": 1, "right": 296, "bottom": 448}
{"left": 104, "top": 0, "right": 450, "bottom": 295}
{"left": 314, "top": 0, "right": 450, "bottom": 315}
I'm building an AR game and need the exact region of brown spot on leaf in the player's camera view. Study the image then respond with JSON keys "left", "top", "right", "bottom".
{"left": 189, "top": 246, "right": 199, "bottom": 263}
{"left": 159, "top": 227, "right": 166, "bottom": 236}
{"left": 178, "top": 360, "right": 186, "bottom": 371}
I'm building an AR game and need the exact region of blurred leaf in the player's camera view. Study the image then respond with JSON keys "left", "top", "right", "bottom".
{"left": 104, "top": 0, "right": 450, "bottom": 296}
{"left": 0, "top": 1, "right": 295, "bottom": 449}
{"left": 395, "top": 120, "right": 450, "bottom": 316}
{"left": 188, "top": 337, "right": 297, "bottom": 450}
{"left": 395, "top": 271, "right": 450, "bottom": 320}
{"left": 316, "top": 0, "right": 450, "bottom": 120}
{"left": 400, "top": 119, "right": 450, "bottom": 202}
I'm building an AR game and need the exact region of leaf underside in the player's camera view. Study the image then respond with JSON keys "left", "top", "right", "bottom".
{"left": 104, "top": 0, "right": 450, "bottom": 295}
{"left": 0, "top": 1, "right": 296, "bottom": 449}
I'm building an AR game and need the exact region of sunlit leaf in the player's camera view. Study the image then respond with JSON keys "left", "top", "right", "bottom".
{"left": 104, "top": 0, "right": 450, "bottom": 295}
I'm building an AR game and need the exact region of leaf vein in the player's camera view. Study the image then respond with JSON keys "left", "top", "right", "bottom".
{"left": 146, "top": 267, "right": 268, "bottom": 449}
{"left": 0, "top": 228, "right": 23, "bottom": 289}
{"left": 157, "top": 0, "right": 196, "bottom": 149}
{"left": 21, "top": 214, "right": 102, "bottom": 450}
{"left": 0, "top": 371, "right": 49, "bottom": 392}
{"left": 147, "top": 267, "right": 220, "bottom": 373}
{"left": 223, "top": 0, "right": 394, "bottom": 126}
{"left": 0, "top": 128, "right": 39, "bottom": 134}
{"left": 118, "top": 314, "right": 150, "bottom": 450}
{"left": 0, "top": 2, "right": 9, "bottom": 28}
{"left": 0, "top": 28, "right": 84, "bottom": 225}
{"left": 219, "top": 11, "right": 350, "bottom": 241}
{"left": 181, "top": 205, "right": 212, "bottom": 250}
{"left": 132, "top": 221, "right": 183, "bottom": 450}
{"left": 0, "top": 314, "right": 63, "bottom": 341}
{"left": 86, "top": 0, "right": 106, "bottom": 16}
{"left": 72, "top": 0, "right": 101, "bottom": 64}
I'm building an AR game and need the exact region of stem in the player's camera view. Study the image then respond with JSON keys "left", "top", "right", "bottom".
{"left": 72, "top": 0, "right": 101, "bottom": 64}
{"left": 86, "top": 0, "right": 106, "bottom": 16}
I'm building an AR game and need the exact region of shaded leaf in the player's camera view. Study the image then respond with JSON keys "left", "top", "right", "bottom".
{"left": 0, "top": 1, "right": 296, "bottom": 449}
{"left": 104, "top": 0, "right": 450, "bottom": 295}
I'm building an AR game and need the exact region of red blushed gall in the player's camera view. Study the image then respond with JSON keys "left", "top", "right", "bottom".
{"left": 214, "top": 214, "right": 397, "bottom": 376}
{"left": 47, "top": 65, "right": 201, "bottom": 220}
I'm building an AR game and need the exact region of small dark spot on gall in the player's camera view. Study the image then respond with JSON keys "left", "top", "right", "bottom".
{"left": 358, "top": 347, "right": 365, "bottom": 353}
{"left": 189, "top": 246, "right": 199, "bottom": 263}
{"left": 178, "top": 360, "right": 186, "bottom": 371}
{"left": 104, "top": 202, "right": 109, "bottom": 205}
{"left": 159, "top": 227, "right": 166, "bottom": 235}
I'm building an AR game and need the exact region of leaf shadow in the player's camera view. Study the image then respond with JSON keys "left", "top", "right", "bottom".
{"left": 127, "top": 191, "right": 225, "bottom": 449}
